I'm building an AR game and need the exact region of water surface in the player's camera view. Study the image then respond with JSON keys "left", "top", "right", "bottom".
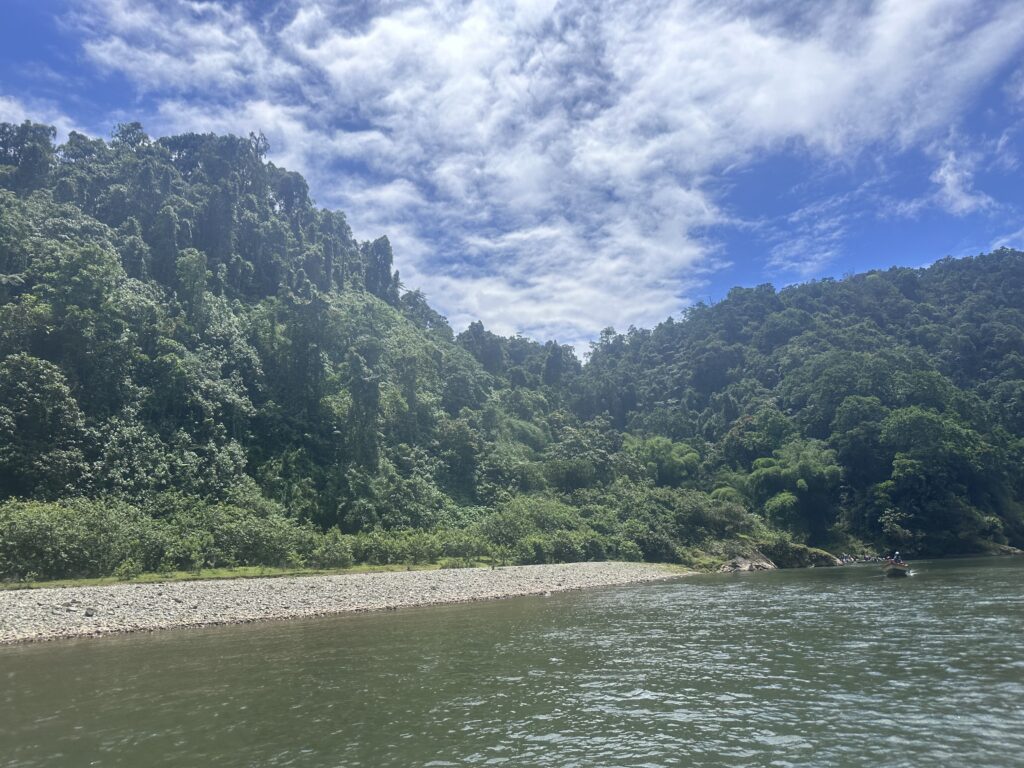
{"left": 2, "top": 557, "right": 1022, "bottom": 767}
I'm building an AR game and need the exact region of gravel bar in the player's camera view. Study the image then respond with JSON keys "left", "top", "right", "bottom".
{"left": 0, "top": 561, "right": 677, "bottom": 644}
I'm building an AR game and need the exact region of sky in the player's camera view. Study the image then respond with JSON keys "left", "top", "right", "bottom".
{"left": 2, "top": 0, "right": 1024, "bottom": 351}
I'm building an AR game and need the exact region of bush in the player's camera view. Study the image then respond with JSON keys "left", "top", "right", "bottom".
{"left": 311, "top": 528, "right": 355, "bottom": 569}
{"left": 580, "top": 531, "right": 609, "bottom": 561}
{"left": 619, "top": 518, "right": 678, "bottom": 563}
{"left": 404, "top": 530, "right": 442, "bottom": 564}
{"left": 168, "top": 530, "right": 216, "bottom": 573}
{"left": 674, "top": 546, "right": 721, "bottom": 571}
{"left": 0, "top": 500, "right": 88, "bottom": 579}
{"left": 550, "top": 530, "right": 586, "bottom": 562}
{"left": 612, "top": 538, "right": 644, "bottom": 562}
{"left": 67, "top": 497, "right": 169, "bottom": 574}
{"left": 440, "top": 529, "right": 489, "bottom": 562}
{"left": 759, "top": 536, "right": 839, "bottom": 568}
{"left": 352, "top": 529, "right": 406, "bottom": 565}
{"left": 218, "top": 507, "right": 316, "bottom": 566}
{"left": 114, "top": 558, "right": 143, "bottom": 580}
{"left": 165, "top": 503, "right": 318, "bottom": 569}
{"left": 515, "top": 534, "right": 554, "bottom": 564}
{"left": 0, "top": 498, "right": 169, "bottom": 580}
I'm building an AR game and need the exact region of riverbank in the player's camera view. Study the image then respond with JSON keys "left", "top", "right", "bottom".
{"left": 0, "top": 561, "right": 679, "bottom": 645}
{"left": 0, "top": 562, "right": 456, "bottom": 591}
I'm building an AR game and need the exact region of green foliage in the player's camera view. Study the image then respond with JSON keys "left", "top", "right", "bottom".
{"left": 1, "top": 121, "right": 1022, "bottom": 581}
{"left": 623, "top": 435, "right": 700, "bottom": 486}
{"left": 750, "top": 439, "right": 842, "bottom": 544}
{"left": 0, "top": 353, "right": 88, "bottom": 499}
{"left": 311, "top": 528, "right": 355, "bottom": 569}
{"left": 0, "top": 498, "right": 164, "bottom": 580}
{"left": 114, "top": 557, "right": 143, "bottom": 580}
{"left": 722, "top": 405, "right": 796, "bottom": 468}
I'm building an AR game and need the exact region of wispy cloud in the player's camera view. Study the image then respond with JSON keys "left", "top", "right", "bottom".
{"left": 766, "top": 202, "right": 853, "bottom": 279}
{"left": 0, "top": 94, "right": 82, "bottom": 141}
{"left": 62, "top": 0, "right": 1024, "bottom": 347}
{"left": 930, "top": 149, "right": 995, "bottom": 216}
{"left": 991, "top": 224, "right": 1024, "bottom": 250}
{"left": 886, "top": 134, "right": 1006, "bottom": 221}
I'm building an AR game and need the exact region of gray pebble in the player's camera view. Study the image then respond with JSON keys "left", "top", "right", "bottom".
{"left": 1, "top": 562, "right": 675, "bottom": 645}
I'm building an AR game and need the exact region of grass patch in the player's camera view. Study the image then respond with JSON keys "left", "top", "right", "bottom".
{"left": 0, "top": 558, "right": 682, "bottom": 591}
{"left": 0, "top": 561, "right": 493, "bottom": 591}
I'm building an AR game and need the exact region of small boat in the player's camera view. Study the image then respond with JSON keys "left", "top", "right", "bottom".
{"left": 883, "top": 560, "right": 909, "bottom": 577}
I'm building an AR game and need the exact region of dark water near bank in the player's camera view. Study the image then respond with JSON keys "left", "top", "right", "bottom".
{"left": 2, "top": 558, "right": 1022, "bottom": 767}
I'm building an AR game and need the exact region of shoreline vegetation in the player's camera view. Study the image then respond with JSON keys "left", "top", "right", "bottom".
{"left": 5, "top": 544, "right": 1016, "bottom": 593}
{"left": 0, "top": 561, "right": 679, "bottom": 645}
{"left": 0, "top": 496, "right": 851, "bottom": 587}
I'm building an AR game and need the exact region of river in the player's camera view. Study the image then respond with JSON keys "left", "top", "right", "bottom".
{"left": 2, "top": 557, "right": 1022, "bottom": 767}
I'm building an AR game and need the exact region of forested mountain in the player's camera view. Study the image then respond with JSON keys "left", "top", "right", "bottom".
{"left": 1, "top": 121, "right": 1022, "bottom": 580}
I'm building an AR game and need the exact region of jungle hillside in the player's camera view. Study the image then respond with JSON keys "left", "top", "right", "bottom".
{"left": 1, "top": 121, "right": 1022, "bottom": 580}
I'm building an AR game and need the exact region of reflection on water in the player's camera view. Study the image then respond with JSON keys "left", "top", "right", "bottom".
{"left": 2, "top": 558, "right": 1023, "bottom": 767}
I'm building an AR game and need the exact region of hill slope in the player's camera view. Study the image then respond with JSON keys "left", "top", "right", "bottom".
{"left": 1, "top": 121, "right": 1021, "bottom": 579}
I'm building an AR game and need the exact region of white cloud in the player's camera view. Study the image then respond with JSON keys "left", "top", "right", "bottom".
{"left": 885, "top": 138, "right": 1001, "bottom": 220}
{"left": 65, "top": 0, "right": 1024, "bottom": 347}
{"left": 75, "top": 0, "right": 297, "bottom": 95}
{"left": 991, "top": 225, "right": 1024, "bottom": 250}
{"left": 761, "top": 182, "right": 886, "bottom": 278}
{"left": 0, "top": 94, "right": 82, "bottom": 142}
{"left": 930, "top": 150, "right": 995, "bottom": 216}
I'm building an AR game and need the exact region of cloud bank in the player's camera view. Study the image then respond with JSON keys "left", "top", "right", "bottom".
{"left": 56, "top": 0, "right": 1024, "bottom": 346}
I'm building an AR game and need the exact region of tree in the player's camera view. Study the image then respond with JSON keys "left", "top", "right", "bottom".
{"left": 111, "top": 122, "right": 150, "bottom": 150}
{"left": 176, "top": 248, "right": 208, "bottom": 326}
{"left": 0, "top": 354, "right": 88, "bottom": 499}
{"left": 362, "top": 236, "right": 400, "bottom": 304}
{"left": 1, "top": 119, "right": 1022, "bottom": 579}
{"left": 150, "top": 205, "right": 180, "bottom": 285}
{"left": 346, "top": 338, "right": 383, "bottom": 469}
{"left": 624, "top": 435, "right": 699, "bottom": 486}
{"left": 750, "top": 439, "right": 842, "bottom": 544}
{"left": 722, "top": 404, "right": 796, "bottom": 468}
{"left": 0, "top": 121, "right": 55, "bottom": 193}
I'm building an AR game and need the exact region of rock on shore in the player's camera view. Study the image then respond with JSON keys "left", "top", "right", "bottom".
{"left": 719, "top": 551, "right": 777, "bottom": 573}
{"left": 0, "top": 561, "right": 677, "bottom": 645}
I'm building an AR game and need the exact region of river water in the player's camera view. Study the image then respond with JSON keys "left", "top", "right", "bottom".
{"left": 2, "top": 557, "right": 1022, "bottom": 767}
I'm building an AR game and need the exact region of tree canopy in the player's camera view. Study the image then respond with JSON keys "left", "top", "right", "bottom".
{"left": 1, "top": 120, "right": 1022, "bottom": 579}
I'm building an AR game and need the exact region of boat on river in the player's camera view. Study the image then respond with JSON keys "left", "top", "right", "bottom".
{"left": 883, "top": 560, "right": 910, "bottom": 577}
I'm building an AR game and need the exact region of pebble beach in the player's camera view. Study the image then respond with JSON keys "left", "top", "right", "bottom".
{"left": 0, "top": 561, "right": 677, "bottom": 645}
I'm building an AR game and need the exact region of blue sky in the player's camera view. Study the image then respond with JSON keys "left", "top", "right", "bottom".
{"left": 3, "top": 0, "right": 1024, "bottom": 351}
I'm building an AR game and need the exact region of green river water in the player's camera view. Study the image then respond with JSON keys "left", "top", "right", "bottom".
{"left": 2, "top": 557, "right": 1022, "bottom": 767}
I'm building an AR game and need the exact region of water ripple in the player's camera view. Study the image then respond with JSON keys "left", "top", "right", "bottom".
{"left": 1, "top": 558, "right": 1022, "bottom": 767}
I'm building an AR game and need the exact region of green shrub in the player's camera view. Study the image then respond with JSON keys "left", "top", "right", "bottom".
{"left": 163, "top": 503, "right": 318, "bottom": 569}
{"left": 515, "top": 533, "right": 554, "bottom": 564}
{"left": 580, "top": 531, "right": 609, "bottom": 561}
{"left": 311, "top": 528, "right": 355, "bottom": 569}
{"left": 353, "top": 529, "right": 406, "bottom": 565}
{"left": 674, "top": 546, "right": 721, "bottom": 571}
{"left": 215, "top": 506, "right": 309, "bottom": 566}
{"left": 440, "top": 529, "right": 489, "bottom": 562}
{"left": 114, "top": 558, "right": 143, "bottom": 580}
{"left": 613, "top": 539, "right": 644, "bottom": 562}
{"left": 550, "top": 530, "right": 585, "bottom": 562}
{"left": 0, "top": 500, "right": 89, "bottom": 579}
{"left": 0, "top": 498, "right": 169, "bottom": 580}
{"left": 404, "top": 530, "right": 442, "bottom": 564}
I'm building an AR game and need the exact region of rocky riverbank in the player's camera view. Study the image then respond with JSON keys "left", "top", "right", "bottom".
{"left": 0, "top": 561, "right": 678, "bottom": 645}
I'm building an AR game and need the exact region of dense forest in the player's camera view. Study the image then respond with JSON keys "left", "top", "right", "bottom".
{"left": 1, "top": 121, "right": 1022, "bottom": 580}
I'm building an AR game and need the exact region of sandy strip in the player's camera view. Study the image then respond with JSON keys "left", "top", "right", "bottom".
{"left": 0, "top": 561, "right": 678, "bottom": 644}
